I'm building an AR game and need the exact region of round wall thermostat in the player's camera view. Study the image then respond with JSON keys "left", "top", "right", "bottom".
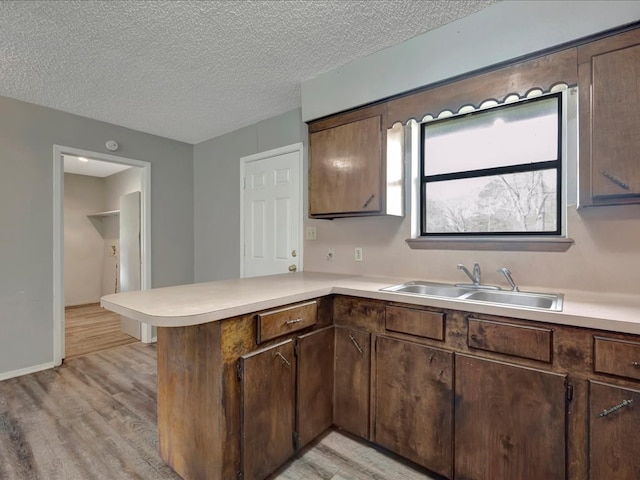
{"left": 105, "top": 140, "right": 119, "bottom": 151}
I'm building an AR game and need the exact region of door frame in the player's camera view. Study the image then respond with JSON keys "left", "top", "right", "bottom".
{"left": 239, "top": 142, "right": 304, "bottom": 278}
{"left": 53, "top": 145, "right": 152, "bottom": 366}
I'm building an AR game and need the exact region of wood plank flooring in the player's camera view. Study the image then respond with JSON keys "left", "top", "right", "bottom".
{"left": 0, "top": 343, "right": 439, "bottom": 480}
{"left": 65, "top": 303, "right": 138, "bottom": 358}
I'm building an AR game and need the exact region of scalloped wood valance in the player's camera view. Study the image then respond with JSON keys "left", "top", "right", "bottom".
{"left": 386, "top": 48, "right": 578, "bottom": 128}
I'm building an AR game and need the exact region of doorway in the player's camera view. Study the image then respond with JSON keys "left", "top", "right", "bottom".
{"left": 240, "top": 143, "right": 303, "bottom": 278}
{"left": 53, "top": 145, "right": 152, "bottom": 366}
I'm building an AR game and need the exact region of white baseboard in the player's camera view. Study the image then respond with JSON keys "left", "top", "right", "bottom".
{"left": 0, "top": 361, "right": 55, "bottom": 382}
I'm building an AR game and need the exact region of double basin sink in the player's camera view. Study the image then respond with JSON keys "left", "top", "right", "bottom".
{"left": 381, "top": 281, "right": 563, "bottom": 311}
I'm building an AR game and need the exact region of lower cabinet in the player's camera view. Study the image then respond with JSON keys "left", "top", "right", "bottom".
{"left": 374, "top": 335, "right": 453, "bottom": 478}
{"left": 454, "top": 354, "right": 568, "bottom": 480}
{"left": 589, "top": 381, "right": 640, "bottom": 479}
{"left": 297, "top": 327, "right": 335, "bottom": 448}
{"left": 334, "top": 326, "right": 371, "bottom": 439}
{"left": 240, "top": 339, "right": 296, "bottom": 480}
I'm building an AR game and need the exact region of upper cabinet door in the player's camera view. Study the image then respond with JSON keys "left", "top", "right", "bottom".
{"left": 309, "top": 116, "right": 382, "bottom": 216}
{"left": 308, "top": 100, "right": 407, "bottom": 219}
{"left": 579, "top": 29, "right": 640, "bottom": 206}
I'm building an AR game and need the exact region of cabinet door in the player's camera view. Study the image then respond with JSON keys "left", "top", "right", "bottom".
{"left": 334, "top": 326, "right": 370, "bottom": 439}
{"left": 589, "top": 381, "right": 640, "bottom": 479}
{"left": 455, "top": 354, "right": 567, "bottom": 480}
{"left": 240, "top": 339, "right": 296, "bottom": 480}
{"left": 375, "top": 336, "right": 453, "bottom": 478}
{"left": 297, "top": 327, "right": 334, "bottom": 448}
{"left": 309, "top": 115, "right": 382, "bottom": 216}
{"left": 579, "top": 31, "right": 640, "bottom": 205}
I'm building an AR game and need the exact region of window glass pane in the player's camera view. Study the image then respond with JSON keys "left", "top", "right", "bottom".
{"left": 424, "top": 170, "right": 557, "bottom": 233}
{"left": 423, "top": 96, "right": 559, "bottom": 176}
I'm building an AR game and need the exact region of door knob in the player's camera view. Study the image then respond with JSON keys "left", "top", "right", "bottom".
{"left": 288, "top": 264, "right": 297, "bottom": 272}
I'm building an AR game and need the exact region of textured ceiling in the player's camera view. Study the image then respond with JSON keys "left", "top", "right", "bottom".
{"left": 0, "top": 0, "right": 497, "bottom": 144}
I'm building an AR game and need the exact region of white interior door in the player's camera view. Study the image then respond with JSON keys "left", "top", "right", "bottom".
{"left": 242, "top": 144, "right": 302, "bottom": 278}
{"left": 119, "top": 191, "right": 141, "bottom": 339}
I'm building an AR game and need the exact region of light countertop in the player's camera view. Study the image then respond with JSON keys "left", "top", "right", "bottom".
{"left": 101, "top": 271, "right": 640, "bottom": 335}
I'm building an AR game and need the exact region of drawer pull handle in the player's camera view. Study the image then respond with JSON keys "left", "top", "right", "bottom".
{"left": 349, "top": 335, "right": 364, "bottom": 355}
{"left": 285, "top": 318, "right": 302, "bottom": 325}
{"left": 601, "top": 170, "right": 630, "bottom": 190}
{"left": 274, "top": 351, "right": 291, "bottom": 367}
{"left": 599, "top": 399, "right": 633, "bottom": 418}
{"left": 362, "top": 194, "right": 375, "bottom": 208}
{"left": 632, "top": 361, "right": 640, "bottom": 367}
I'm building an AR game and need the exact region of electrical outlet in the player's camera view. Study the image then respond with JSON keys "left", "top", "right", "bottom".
{"left": 305, "top": 226, "right": 317, "bottom": 240}
{"left": 326, "top": 248, "right": 335, "bottom": 261}
{"left": 354, "top": 247, "right": 363, "bottom": 262}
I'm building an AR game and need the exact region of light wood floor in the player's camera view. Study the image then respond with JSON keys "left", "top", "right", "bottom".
{"left": 0, "top": 343, "right": 439, "bottom": 480}
{"left": 65, "top": 303, "right": 138, "bottom": 358}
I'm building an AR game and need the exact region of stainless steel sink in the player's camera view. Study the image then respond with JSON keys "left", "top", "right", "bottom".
{"left": 380, "top": 281, "right": 563, "bottom": 311}
{"left": 460, "top": 289, "right": 563, "bottom": 311}
{"left": 381, "top": 281, "right": 472, "bottom": 298}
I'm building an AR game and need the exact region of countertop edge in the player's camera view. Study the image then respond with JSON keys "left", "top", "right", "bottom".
{"left": 100, "top": 273, "right": 640, "bottom": 335}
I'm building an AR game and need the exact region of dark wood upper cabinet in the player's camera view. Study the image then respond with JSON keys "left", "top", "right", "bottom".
{"left": 240, "top": 340, "right": 296, "bottom": 480}
{"left": 589, "top": 381, "right": 640, "bottom": 480}
{"left": 374, "top": 335, "right": 453, "bottom": 478}
{"left": 308, "top": 103, "right": 404, "bottom": 218}
{"left": 578, "top": 29, "right": 640, "bottom": 206}
{"left": 455, "top": 354, "right": 567, "bottom": 480}
{"left": 333, "top": 326, "right": 371, "bottom": 439}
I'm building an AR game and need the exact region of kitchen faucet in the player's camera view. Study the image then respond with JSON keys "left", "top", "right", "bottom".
{"left": 457, "top": 263, "right": 481, "bottom": 286}
{"left": 498, "top": 267, "right": 520, "bottom": 291}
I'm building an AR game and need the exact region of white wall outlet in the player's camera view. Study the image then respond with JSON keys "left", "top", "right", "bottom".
{"left": 354, "top": 247, "right": 363, "bottom": 262}
{"left": 326, "top": 248, "right": 335, "bottom": 261}
{"left": 305, "top": 226, "right": 317, "bottom": 240}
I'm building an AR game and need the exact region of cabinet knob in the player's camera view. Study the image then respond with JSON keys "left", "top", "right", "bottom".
{"left": 598, "top": 398, "right": 633, "bottom": 418}
{"left": 274, "top": 351, "right": 291, "bottom": 367}
{"left": 601, "top": 170, "right": 630, "bottom": 190}
{"left": 362, "top": 194, "right": 375, "bottom": 208}
{"left": 349, "top": 334, "right": 364, "bottom": 355}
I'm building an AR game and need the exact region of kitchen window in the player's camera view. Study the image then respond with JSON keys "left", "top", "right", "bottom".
{"left": 420, "top": 92, "right": 563, "bottom": 237}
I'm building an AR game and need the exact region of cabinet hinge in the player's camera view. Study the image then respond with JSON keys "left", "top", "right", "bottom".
{"left": 565, "top": 381, "right": 574, "bottom": 402}
{"left": 237, "top": 361, "right": 243, "bottom": 381}
{"left": 243, "top": 177, "right": 246, "bottom": 190}
{"left": 293, "top": 431, "right": 299, "bottom": 451}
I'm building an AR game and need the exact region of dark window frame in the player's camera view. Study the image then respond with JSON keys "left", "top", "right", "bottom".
{"left": 419, "top": 92, "right": 563, "bottom": 237}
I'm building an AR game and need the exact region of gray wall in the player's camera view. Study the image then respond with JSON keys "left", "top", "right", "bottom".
{"left": 0, "top": 95, "right": 193, "bottom": 376}
{"left": 302, "top": 0, "right": 640, "bottom": 121}
{"left": 193, "top": 108, "right": 306, "bottom": 282}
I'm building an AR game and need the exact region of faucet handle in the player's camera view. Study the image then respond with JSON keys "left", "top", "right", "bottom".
{"left": 498, "top": 267, "right": 519, "bottom": 292}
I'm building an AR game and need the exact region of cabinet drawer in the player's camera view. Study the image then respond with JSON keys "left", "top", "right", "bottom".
{"left": 594, "top": 336, "right": 640, "bottom": 381}
{"left": 467, "top": 317, "right": 553, "bottom": 363}
{"left": 385, "top": 306, "right": 444, "bottom": 341}
{"left": 257, "top": 301, "right": 317, "bottom": 344}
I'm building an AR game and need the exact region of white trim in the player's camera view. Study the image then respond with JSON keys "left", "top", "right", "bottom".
{"left": 53, "top": 145, "right": 153, "bottom": 367}
{"left": 240, "top": 143, "right": 304, "bottom": 279}
{"left": 0, "top": 362, "right": 56, "bottom": 382}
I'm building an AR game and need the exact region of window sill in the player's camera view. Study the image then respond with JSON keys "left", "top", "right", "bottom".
{"left": 406, "top": 237, "right": 574, "bottom": 252}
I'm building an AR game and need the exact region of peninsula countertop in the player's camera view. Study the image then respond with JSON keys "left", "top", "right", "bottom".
{"left": 101, "top": 271, "right": 640, "bottom": 335}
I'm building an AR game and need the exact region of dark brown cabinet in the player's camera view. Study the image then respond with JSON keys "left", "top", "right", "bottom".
{"left": 240, "top": 339, "right": 296, "bottom": 480}
{"left": 578, "top": 29, "right": 640, "bottom": 206}
{"left": 308, "top": 104, "right": 404, "bottom": 218}
{"left": 589, "top": 381, "right": 640, "bottom": 479}
{"left": 334, "top": 326, "right": 371, "bottom": 439}
{"left": 454, "top": 354, "right": 567, "bottom": 480}
{"left": 374, "top": 335, "right": 453, "bottom": 478}
{"left": 296, "top": 326, "right": 335, "bottom": 448}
